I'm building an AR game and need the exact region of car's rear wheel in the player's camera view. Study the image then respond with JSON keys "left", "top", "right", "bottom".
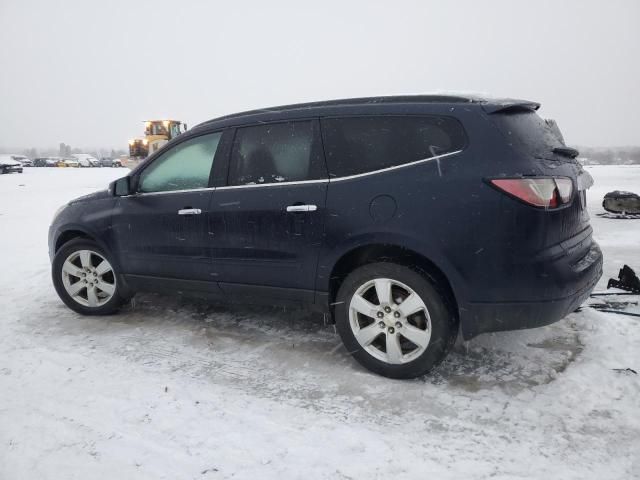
{"left": 52, "top": 238, "right": 128, "bottom": 315}
{"left": 335, "top": 262, "right": 457, "bottom": 379}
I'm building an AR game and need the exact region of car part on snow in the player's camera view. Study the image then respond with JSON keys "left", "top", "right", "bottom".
{"left": 590, "top": 291, "right": 637, "bottom": 296}
{"left": 590, "top": 308, "right": 640, "bottom": 318}
{"left": 583, "top": 266, "right": 640, "bottom": 318}
{"left": 612, "top": 368, "right": 638, "bottom": 375}
{"left": 602, "top": 190, "right": 640, "bottom": 215}
{"left": 587, "top": 291, "right": 637, "bottom": 308}
{"left": 585, "top": 297, "right": 640, "bottom": 318}
{"left": 596, "top": 212, "right": 640, "bottom": 220}
{"left": 584, "top": 296, "right": 637, "bottom": 310}
{"left": 607, "top": 265, "right": 640, "bottom": 293}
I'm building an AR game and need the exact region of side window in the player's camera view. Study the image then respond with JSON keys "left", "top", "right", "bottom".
{"left": 321, "top": 116, "right": 466, "bottom": 178}
{"left": 138, "top": 132, "right": 222, "bottom": 193}
{"left": 228, "top": 120, "right": 325, "bottom": 186}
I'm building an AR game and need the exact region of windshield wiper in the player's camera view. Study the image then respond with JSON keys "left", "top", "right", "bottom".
{"left": 553, "top": 146, "right": 579, "bottom": 158}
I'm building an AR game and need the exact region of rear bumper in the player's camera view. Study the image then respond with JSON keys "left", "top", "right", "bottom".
{"left": 461, "top": 235, "right": 603, "bottom": 339}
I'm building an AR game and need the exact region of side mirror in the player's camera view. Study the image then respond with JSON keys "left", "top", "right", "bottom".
{"left": 110, "top": 176, "right": 132, "bottom": 196}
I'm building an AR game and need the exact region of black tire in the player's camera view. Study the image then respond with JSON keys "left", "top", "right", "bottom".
{"left": 335, "top": 262, "right": 457, "bottom": 379}
{"left": 52, "top": 238, "right": 128, "bottom": 315}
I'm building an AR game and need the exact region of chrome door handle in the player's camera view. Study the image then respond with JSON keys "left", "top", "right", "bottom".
{"left": 286, "top": 204, "right": 317, "bottom": 213}
{"left": 178, "top": 208, "right": 202, "bottom": 215}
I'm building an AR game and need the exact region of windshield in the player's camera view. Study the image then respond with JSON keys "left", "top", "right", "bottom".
{"left": 146, "top": 123, "right": 168, "bottom": 136}
{"left": 169, "top": 123, "right": 181, "bottom": 138}
{"left": 491, "top": 111, "right": 565, "bottom": 158}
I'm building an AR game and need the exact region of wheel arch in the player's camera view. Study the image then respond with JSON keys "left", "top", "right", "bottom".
{"left": 53, "top": 226, "right": 118, "bottom": 270}
{"left": 327, "top": 243, "right": 460, "bottom": 323}
{"left": 52, "top": 226, "right": 133, "bottom": 298}
{"left": 55, "top": 229, "right": 93, "bottom": 253}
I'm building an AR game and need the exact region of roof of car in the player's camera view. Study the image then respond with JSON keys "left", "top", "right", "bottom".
{"left": 193, "top": 94, "right": 540, "bottom": 131}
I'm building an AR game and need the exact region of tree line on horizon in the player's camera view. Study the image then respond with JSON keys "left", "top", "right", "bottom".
{"left": 0, "top": 143, "right": 128, "bottom": 160}
{"left": 577, "top": 146, "right": 640, "bottom": 165}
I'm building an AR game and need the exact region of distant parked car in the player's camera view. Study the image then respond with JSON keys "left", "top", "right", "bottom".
{"left": 61, "top": 158, "right": 80, "bottom": 168}
{"left": 13, "top": 155, "right": 33, "bottom": 167}
{"left": 0, "top": 154, "right": 23, "bottom": 174}
{"left": 1, "top": 154, "right": 31, "bottom": 167}
{"left": 99, "top": 157, "right": 123, "bottom": 168}
{"left": 34, "top": 157, "right": 61, "bottom": 167}
{"left": 72, "top": 154, "right": 100, "bottom": 167}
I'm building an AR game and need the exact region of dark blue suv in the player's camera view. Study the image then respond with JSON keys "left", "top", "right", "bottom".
{"left": 49, "top": 95, "right": 603, "bottom": 378}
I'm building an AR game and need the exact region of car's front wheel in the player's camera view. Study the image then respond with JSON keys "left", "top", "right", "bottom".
{"left": 335, "top": 262, "right": 457, "bottom": 379}
{"left": 52, "top": 238, "right": 128, "bottom": 315}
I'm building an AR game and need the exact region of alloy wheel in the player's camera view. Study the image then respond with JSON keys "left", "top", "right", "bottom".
{"left": 348, "top": 278, "right": 431, "bottom": 365}
{"left": 61, "top": 249, "right": 116, "bottom": 307}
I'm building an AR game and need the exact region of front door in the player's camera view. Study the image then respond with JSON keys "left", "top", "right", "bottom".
{"left": 112, "top": 131, "right": 224, "bottom": 282}
{"left": 209, "top": 119, "right": 328, "bottom": 301}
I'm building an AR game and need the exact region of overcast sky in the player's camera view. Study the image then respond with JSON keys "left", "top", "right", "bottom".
{"left": 1, "top": 0, "right": 638, "bottom": 150}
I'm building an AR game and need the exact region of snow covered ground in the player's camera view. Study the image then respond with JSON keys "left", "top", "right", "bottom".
{"left": 0, "top": 166, "right": 638, "bottom": 479}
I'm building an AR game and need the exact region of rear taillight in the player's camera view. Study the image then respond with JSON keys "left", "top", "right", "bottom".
{"left": 490, "top": 177, "right": 573, "bottom": 208}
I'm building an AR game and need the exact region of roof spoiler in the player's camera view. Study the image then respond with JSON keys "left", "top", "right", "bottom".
{"left": 482, "top": 101, "right": 541, "bottom": 114}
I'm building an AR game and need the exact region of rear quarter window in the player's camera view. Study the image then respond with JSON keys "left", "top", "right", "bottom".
{"left": 321, "top": 115, "right": 467, "bottom": 178}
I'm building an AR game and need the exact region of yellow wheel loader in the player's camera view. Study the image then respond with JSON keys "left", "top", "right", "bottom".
{"left": 128, "top": 120, "right": 187, "bottom": 161}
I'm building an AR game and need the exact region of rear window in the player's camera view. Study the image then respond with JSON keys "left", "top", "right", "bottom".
{"left": 491, "top": 111, "right": 565, "bottom": 157}
{"left": 321, "top": 116, "right": 466, "bottom": 178}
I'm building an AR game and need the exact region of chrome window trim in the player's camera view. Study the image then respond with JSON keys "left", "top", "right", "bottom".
{"left": 216, "top": 178, "right": 329, "bottom": 191}
{"left": 328, "top": 150, "right": 463, "bottom": 183}
{"left": 133, "top": 186, "right": 215, "bottom": 197}
{"left": 127, "top": 150, "right": 463, "bottom": 195}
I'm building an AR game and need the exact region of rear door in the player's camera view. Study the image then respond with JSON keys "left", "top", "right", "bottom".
{"left": 208, "top": 119, "right": 328, "bottom": 302}
{"left": 112, "top": 131, "right": 225, "bottom": 282}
